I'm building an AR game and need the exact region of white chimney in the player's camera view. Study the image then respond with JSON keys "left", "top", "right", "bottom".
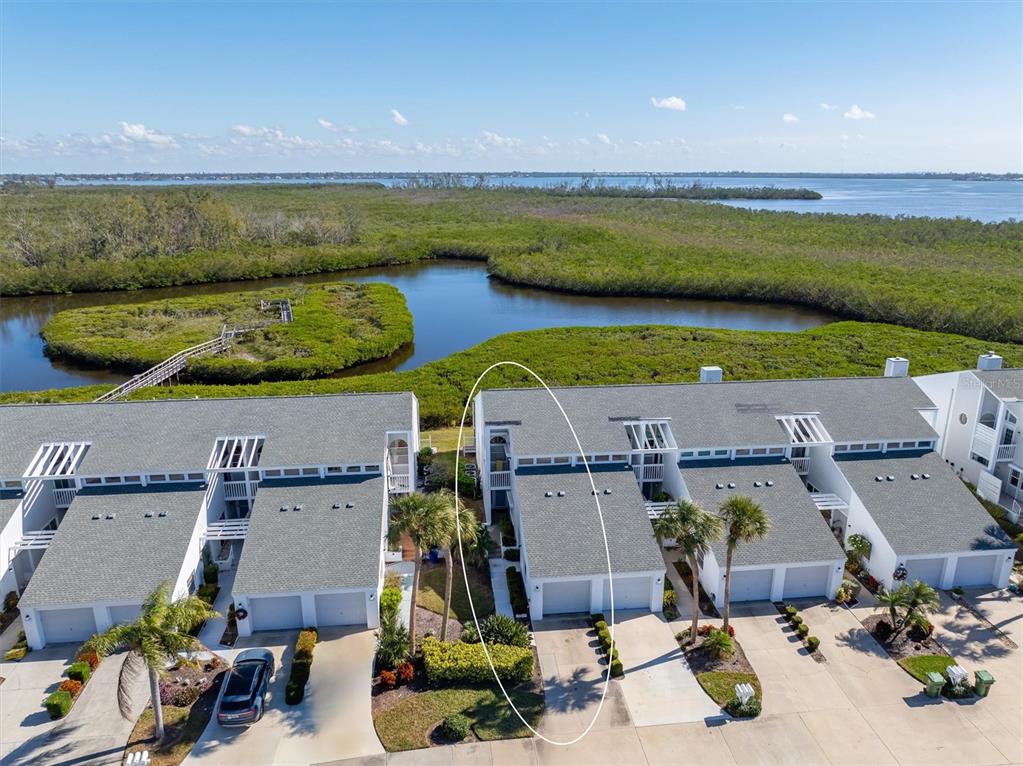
{"left": 700, "top": 365, "right": 723, "bottom": 383}
{"left": 977, "top": 352, "right": 1003, "bottom": 371}
{"left": 884, "top": 357, "right": 909, "bottom": 378}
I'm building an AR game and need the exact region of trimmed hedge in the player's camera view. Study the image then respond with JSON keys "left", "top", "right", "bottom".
{"left": 807, "top": 636, "right": 821, "bottom": 652}
{"left": 503, "top": 548, "right": 520, "bottom": 562}
{"left": 421, "top": 637, "right": 534, "bottom": 685}
{"left": 286, "top": 629, "right": 317, "bottom": 704}
{"left": 440, "top": 713, "right": 472, "bottom": 741}
{"left": 506, "top": 568, "right": 528, "bottom": 615}
{"left": 45, "top": 690, "right": 73, "bottom": 719}
{"left": 67, "top": 661, "right": 91, "bottom": 684}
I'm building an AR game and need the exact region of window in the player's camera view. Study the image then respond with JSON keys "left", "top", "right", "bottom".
{"left": 735, "top": 448, "right": 751, "bottom": 456}
{"left": 346, "top": 466, "right": 361, "bottom": 473}
{"left": 104, "top": 476, "right": 123, "bottom": 484}
{"left": 594, "top": 454, "right": 610, "bottom": 463}
{"left": 697, "top": 450, "right": 711, "bottom": 457}
{"left": 834, "top": 444, "right": 848, "bottom": 452}
{"left": 301, "top": 467, "right": 318, "bottom": 476}
{"left": 169, "top": 473, "right": 185, "bottom": 482}
{"left": 44, "top": 516, "right": 58, "bottom": 531}
{"left": 263, "top": 469, "right": 282, "bottom": 478}
{"left": 768, "top": 447, "right": 785, "bottom": 455}
{"left": 149, "top": 474, "right": 166, "bottom": 482}
{"left": 124, "top": 475, "right": 141, "bottom": 484}
{"left": 680, "top": 450, "right": 695, "bottom": 458}
{"left": 84, "top": 477, "right": 102, "bottom": 485}
{"left": 970, "top": 452, "right": 990, "bottom": 467}
{"left": 866, "top": 443, "right": 881, "bottom": 451}
{"left": 553, "top": 456, "right": 570, "bottom": 464}
{"left": 752, "top": 448, "right": 767, "bottom": 456}
{"left": 518, "top": 457, "right": 535, "bottom": 466}
{"left": 187, "top": 472, "right": 204, "bottom": 480}
{"left": 715, "top": 449, "right": 730, "bottom": 456}
{"left": 2, "top": 480, "right": 21, "bottom": 490}
{"left": 611, "top": 454, "right": 628, "bottom": 462}
{"left": 536, "top": 457, "right": 552, "bottom": 465}
{"left": 918, "top": 441, "right": 933, "bottom": 449}
{"left": 326, "top": 466, "right": 343, "bottom": 475}
{"left": 365, "top": 464, "right": 381, "bottom": 473}
{"left": 283, "top": 468, "right": 301, "bottom": 476}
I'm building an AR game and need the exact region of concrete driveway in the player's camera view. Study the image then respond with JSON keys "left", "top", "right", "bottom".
{"left": 1, "top": 646, "right": 145, "bottom": 766}
{"left": 184, "top": 626, "right": 383, "bottom": 766}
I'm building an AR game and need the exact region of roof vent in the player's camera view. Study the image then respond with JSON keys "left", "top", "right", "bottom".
{"left": 603, "top": 488, "right": 612, "bottom": 495}
{"left": 346, "top": 502, "right": 354, "bottom": 508}
{"left": 727, "top": 482, "right": 736, "bottom": 489}
{"left": 545, "top": 491, "right": 553, "bottom": 498}
{"left": 91, "top": 514, "right": 100, "bottom": 520}
{"left": 875, "top": 475, "right": 884, "bottom": 482}
{"left": 157, "top": 512, "right": 167, "bottom": 517}
{"left": 910, "top": 474, "right": 920, "bottom": 480}
{"left": 921, "top": 473, "right": 931, "bottom": 480}
{"left": 557, "top": 490, "right": 566, "bottom": 497}
{"left": 332, "top": 502, "right": 341, "bottom": 509}
{"left": 765, "top": 480, "right": 774, "bottom": 487}
{"left": 106, "top": 513, "right": 116, "bottom": 520}
{"left": 279, "top": 505, "right": 288, "bottom": 512}
{"left": 715, "top": 483, "right": 724, "bottom": 490}
{"left": 886, "top": 475, "right": 895, "bottom": 482}
{"left": 293, "top": 505, "right": 302, "bottom": 512}
{"left": 144, "top": 512, "right": 154, "bottom": 518}
{"left": 753, "top": 481, "right": 762, "bottom": 488}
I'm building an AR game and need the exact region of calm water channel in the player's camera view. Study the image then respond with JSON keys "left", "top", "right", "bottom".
{"left": 0, "top": 260, "right": 835, "bottom": 393}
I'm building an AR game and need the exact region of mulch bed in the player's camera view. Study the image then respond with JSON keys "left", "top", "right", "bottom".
{"left": 682, "top": 631, "right": 756, "bottom": 676}
{"left": 672, "top": 562, "right": 719, "bottom": 617}
{"left": 860, "top": 614, "right": 948, "bottom": 660}
{"left": 0, "top": 607, "right": 19, "bottom": 636}
{"left": 414, "top": 606, "right": 464, "bottom": 643}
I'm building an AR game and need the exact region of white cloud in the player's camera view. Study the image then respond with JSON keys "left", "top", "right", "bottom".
{"left": 731, "top": 104, "right": 745, "bottom": 110}
{"left": 119, "top": 122, "right": 177, "bottom": 147}
{"left": 596, "top": 133, "right": 611, "bottom": 145}
{"left": 844, "top": 104, "right": 876, "bottom": 120}
{"left": 819, "top": 103, "right": 838, "bottom": 111}
{"left": 316, "top": 118, "right": 355, "bottom": 133}
{"left": 390, "top": 109, "right": 408, "bottom": 126}
{"left": 782, "top": 113, "right": 799, "bottom": 123}
{"left": 480, "top": 131, "right": 523, "bottom": 148}
{"left": 651, "top": 96, "right": 686, "bottom": 111}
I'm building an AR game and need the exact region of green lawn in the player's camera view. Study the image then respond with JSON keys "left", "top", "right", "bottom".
{"left": 897, "top": 655, "right": 956, "bottom": 682}
{"left": 373, "top": 685, "right": 543, "bottom": 751}
{"left": 696, "top": 671, "right": 762, "bottom": 705}
{"left": 424, "top": 427, "right": 474, "bottom": 454}
{"left": 417, "top": 561, "right": 495, "bottom": 621}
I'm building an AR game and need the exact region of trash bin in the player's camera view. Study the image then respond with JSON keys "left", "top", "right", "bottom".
{"left": 974, "top": 670, "right": 995, "bottom": 697}
{"left": 924, "top": 671, "right": 945, "bottom": 698}
{"left": 428, "top": 548, "right": 440, "bottom": 564}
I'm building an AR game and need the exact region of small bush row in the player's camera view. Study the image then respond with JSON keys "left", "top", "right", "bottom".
{"left": 44, "top": 646, "right": 103, "bottom": 719}
{"left": 503, "top": 548, "right": 520, "bottom": 562}
{"left": 590, "top": 614, "right": 624, "bottom": 678}
{"left": 506, "top": 568, "right": 528, "bottom": 615}
{"left": 421, "top": 636, "right": 534, "bottom": 685}
{"left": 285, "top": 628, "right": 317, "bottom": 705}
{"left": 378, "top": 661, "right": 415, "bottom": 690}
{"left": 4, "top": 629, "right": 30, "bottom": 661}
{"left": 783, "top": 604, "right": 820, "bottom": 654}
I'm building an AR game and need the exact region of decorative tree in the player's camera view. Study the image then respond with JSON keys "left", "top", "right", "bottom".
{"left": 718, "top": 495, "right": 770, "bottom": 632}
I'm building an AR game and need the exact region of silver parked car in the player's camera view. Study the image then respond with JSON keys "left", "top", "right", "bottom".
{"left": 215, "top": 648, "right": 275, "bottom": 726}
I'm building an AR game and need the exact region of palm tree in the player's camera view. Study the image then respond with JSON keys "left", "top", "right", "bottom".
{"left": 900, "top": 580, "right": 940, "bottom": 635}
{"left": 652, "top": 499, "right": 722, "bottom": 643}
{"left": 437, "top": 491, "right": 484, "bottom": 642}
{"left": 82, "top": 581, "right": 218, "bottom": 741}
{"left": 874, "top": 586, "right": 909, "bottom": 640}
{"left": 388, "top": 491, "right": 450, "bottom": 654}
{"left": 718, "top": 495, "right": 770, "bottom": 632}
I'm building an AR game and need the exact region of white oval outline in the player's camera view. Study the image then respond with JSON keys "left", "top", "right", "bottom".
{"left": 453, "top": 361, "right": 616, "bottom": 747}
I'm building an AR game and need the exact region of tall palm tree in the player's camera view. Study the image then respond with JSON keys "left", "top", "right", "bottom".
{"left": 652, "top": 499, "right": 723, "bottom": 643}
{"left": 718, "top": 495, "right": 770, "bottom": 632}
{"left": 437, "top": 490, "right": 484, "bottom": 642}
{"left": 388, "top": 491, "right": 450, "bottom": 653}
{"left": 901, "top": 580, "right": 940, "bottom": 632}
{"left": 874, "top": 587, "right": 908, "bottom": 640}
{"left": 82, "top": 581, "right": 218, "bottom": 741}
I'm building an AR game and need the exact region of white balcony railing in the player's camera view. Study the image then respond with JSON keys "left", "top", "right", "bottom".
{"left": 633, "top": 464, "right": 664, "bottom": 482}
{"left": 645, "top": 501, "right": 675, "bottom": 519}
{"left": 790, "top": 457, "right": 811, "bottom": 474}
{"left": 490, "top": 471, "right": 512, "bottom": 489}
{"left": 52, "top": 487, "right": 77, "bottom": 508}
{"left": 223, "top": 480, "right": 259, "bottom": 500}
{"left": 389, "top": 474, "right": 411, "bottom": 494}
{"left": 995, "top": 443, "right": 1018, "bottom": 462}
{"left": 971, "top": 423, "right": 997, "bottom": 458}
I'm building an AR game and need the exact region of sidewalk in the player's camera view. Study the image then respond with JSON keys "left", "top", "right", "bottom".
{"left": 489, "top": 558, "right": 515, "bottom": 618}
{"left": 386, "top": 560, "right": 415, "bottom": 628}
{"left": 198, "top": 569, "right": 235, "bottom": 649}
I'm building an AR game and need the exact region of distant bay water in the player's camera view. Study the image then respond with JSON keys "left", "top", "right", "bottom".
{"left": 55, "top": 173, "right": 1023, "bottom": 222}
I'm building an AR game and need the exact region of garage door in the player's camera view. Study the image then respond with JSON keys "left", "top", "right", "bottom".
{"left": 953, "top": 555, "right": 998, "bottom": 587}
{"left": 728, "top": 569, "right": 773, "bottom": 602}
{"left": 782, "top": 564, "right": 831, "bottom": 600}
{"left": 109, "top": 604, "right": 141, "bottom": 626}
{"left": 314, "top": 591, "right": 367, "bottom": 627}
{"left": 905, "top": 557, "right": 945, "bottom": 587}
{"left": 602, "top": 575, "right": 651, "bottom": 611}
{"left": 249, "top": 595, "right": 304, "bottom": 632}
{"left": 543, "top": 580, "right": 591, "bottom": 615}
{"left": 40, "top": 607, "right": 98, "bottom": 645}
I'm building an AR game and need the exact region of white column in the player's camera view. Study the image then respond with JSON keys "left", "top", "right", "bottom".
{"left": 366, "top": 590, "right": 380, "bottom": 629}
{"left": 93, "top": 605, "right": 113, "bottom": 634}
{"left": 826, "top": 561, "right": 845, "bottom": 601}
{"left": 589, "top": 578, "right": 604, "bottom": 616}
{"left": 939, "top": 555, "right": 958, "bottom": 590}
{"left": 649, "top": 572, "right": 663, "bottom": 613}
{"left": 995, "top": 552, "right": 1014, "bottom": 588}
{"left": 23, "top": 608, "right": 45, "bottom": 650}
{"left": 769, "top": 566, "right": 786, "bottom": 603}
{"left": 529, "top": 582, "right": 544, "bottom": 622}
{"left": 300, "top": 593, "right": 317, "bottom": 628}
{"left": 236, "top": 598, "right": 253, "bottom": 637}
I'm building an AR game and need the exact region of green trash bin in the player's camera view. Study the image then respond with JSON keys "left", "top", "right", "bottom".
{"left": 924, "top": 671, "right": 945, "bottom": 698}
{"left": 974, "top": 670, "right": 995, "bottom": 697}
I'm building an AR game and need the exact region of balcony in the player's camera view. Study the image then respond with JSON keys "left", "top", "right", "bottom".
{"left": 388, "top": 474, "right": 411, "bottom": 494}
{"left": 633, "top": 464, "right": 664, "bottom": 482}
{"left": 53, "top": 487, "right": 77, "bottom": 508}
{"left": 790, "top": 457, "right": 810, "bottom": 474}
{"left": 995, "top": 443, "right": 1018, "bottom": 462}
{"left": 645, "top": 500, "right": 674, "bottom": 519}
{"left": 223, "top": 480, "right": 259, "bottom": 501}
{"left": 490, "top": 471, "right": 512, "bottom": 489}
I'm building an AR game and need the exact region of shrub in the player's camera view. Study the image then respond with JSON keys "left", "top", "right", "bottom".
{"left": 380, "top": 586, "right": 402, "bottom": 619}
{"left": 3, "top": 591, "right": 18, "bottom": 611}
{"left": 663, "top": 588, "right": 677, "bottom": 609}
{"left": 196, "top": 583, "right": 218, "bottom": 606}
{"left": 503, "top": 548, "right": 520, "bottom": 562}
{"left": 58, "top": 679, "right": 83, "bottom": 697}
{"left": 421, "top": 637, "right": 534, "bottom": 684}
{"left": 950, "top": 586, "right": 965, "bottom": 597}
{"left": 609, "top": 659, "right": 624, "bottom": 678}
{"left": 463, "top": 614, "right": 530, "bottom": 648}
{"left": 161, "top": 682, "right": 203, "bottom": 707}
{"left": 396, "top": 661, "right": 414, "bottom": 684}
{"left": 506, "top": 568, "right": 528, "bottom": 615}
{"left": 379, "top": 670, "right": 397, "bottom": 690}
{"left": 874, "top": 619, "right": 894, "bottom": 641}
{"left": 203, "top": 562, "right": 219, "bottom": 586}
{"left": 440, "top": 713, "right": 472, "bottom": 741}
{"left": 784, "top": 605, "right": 798, "bottom": 618}
{"left": 807, "top": 636, "right": 820, "bottom": 652}
{"left": 703, "top": 629, "right": 734, "bottom": 660}
{"left": 790, "top": 615, "right": 803, "bottom": 627}
{"left": 67, "top": 661, "right": 91, "bottom": 684}
{"left": 797, "top": 623, "right": 810, "bottom": 637}
{"left": 4, "top": 647, "right": 27, "bottom": 661}
{"left": 376, "top": 610, "right": 410, "bottom": 669}
{"left": 295, "top": 629, "right": 317, "bottom": 661}
{"left": 725, "top": 695, "right": 762, "bottom": 718}
{"left": 593, "top": 620, "right": 608, "bottom": 633}
{"left": 45, "top": 690, "right": 73, "bottom": 719}
{"left": 590, "top": 613, "right": 606, "bottom": 626}
{"left": 286, "top": 661, "right": 311, "bottom": 704}
{"left": 76, "top": 650, "right": 101, "bottom": 671}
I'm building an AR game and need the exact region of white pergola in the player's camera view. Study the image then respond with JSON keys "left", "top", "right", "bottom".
{"left": 24, "top": 442, "right": 90, "bottom": 480}
{"left": 777, "top": 414, "right": 833, "bottom": 445}
{"left": 207, "top": 436, "right": 265, "bottom": 472}
{"left": 625, "top": 420, "right": 677, "bottom": 451}
{"left": 203, "top": 518, "right": 250, "bottom": 541}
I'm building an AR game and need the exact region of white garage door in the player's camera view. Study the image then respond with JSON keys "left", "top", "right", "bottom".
{"left": 40, "top": 607, "right": 98, "bottom": 645}
{"left": 109, "top": 605, "right": 141, "bottom": 626}
{"left": 249, "top": 595, "right": 304, "bottom": 632}
{"left": 782, "top": 564, "right": 831, "bottom": 600}
{"left": 728, "top": 569, "right": 773, "bottom": 602}
{"left": 905, "top": 557, "right": 945, "bottom": 587}
{"left": 953, "top": 555, "right": 998, "bottom": 587}
{"left": 543, "top": 580, "right": 591, "bottom": 615}
{"left": 602, "top": 575, "right": 651, "bottom": 611}
{"left": 314, "top": 591, "right": 367, "bottom": 627}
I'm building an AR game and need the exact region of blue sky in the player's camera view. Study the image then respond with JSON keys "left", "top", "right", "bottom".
{"left": 2, "top": 1, "right": 1020, "bottom": 173}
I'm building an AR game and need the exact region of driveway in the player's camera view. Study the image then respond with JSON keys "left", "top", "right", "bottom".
{"left": 184, "top": 626, "right": 383, "bottom": 766}
{"left": 1, "top": 646, "right": 145, "bottom": 766}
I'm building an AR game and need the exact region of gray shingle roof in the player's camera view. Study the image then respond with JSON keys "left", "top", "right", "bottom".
{"left": 0, "top": 393, "right": 416, "bottom": 479}
{"left": 0, "top": 491, "right": 23, "bottom": 532}
{"left": 973, "top": 369, "right": 1023, "bottom": 401}
{"left": 682, "top": 459, "right": 845, "bottom": 568}
{"left": 19, "top": 483, "right": 205, "bottom": 609}
{"left": 232, "top": 475, "right": 385, "bottom": 596}
{"left": 479, "top": 376, "right": 937, "bottom": 456}
{"left": 513, "top": 466, "right": 665, "bottom": 579}
{"left": 836, "top": 452, "right": 1015, "bottom": 555}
